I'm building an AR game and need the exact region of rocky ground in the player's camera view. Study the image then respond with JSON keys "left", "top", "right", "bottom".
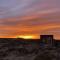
{"left": 0, "top": 39, "right": 60, "bottom": 60}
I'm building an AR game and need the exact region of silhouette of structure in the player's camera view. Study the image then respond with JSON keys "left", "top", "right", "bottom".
{"left": 40, "top": 35, "right": 54, "bottom": 47}
{"left": 15, "top": 35, "right": 60, "bottom": 47}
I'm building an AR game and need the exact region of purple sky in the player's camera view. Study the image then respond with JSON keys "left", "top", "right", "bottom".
{"left": 0, "top": 0, "right": 60, "bottom": 39}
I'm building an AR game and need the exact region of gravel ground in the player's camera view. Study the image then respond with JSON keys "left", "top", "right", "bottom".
{"left": 0, "top": 39, "right": 60, "bottom": 60}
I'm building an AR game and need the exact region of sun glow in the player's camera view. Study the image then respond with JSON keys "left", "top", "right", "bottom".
{"left": 17, "top": 35, "right": 35, "bottom": 39}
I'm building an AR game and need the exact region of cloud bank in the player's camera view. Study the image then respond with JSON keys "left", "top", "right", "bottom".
{"left": 0, "top": 0, "right": 60, "bottom": 39}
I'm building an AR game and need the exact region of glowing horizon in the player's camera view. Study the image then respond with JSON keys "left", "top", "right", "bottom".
{"left": 16, "top": 35, "right": 35, "bottom": 39}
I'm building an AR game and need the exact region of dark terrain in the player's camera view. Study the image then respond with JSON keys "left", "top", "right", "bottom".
{"left": 0, "top": 38, "right": 60, "bottom": 60}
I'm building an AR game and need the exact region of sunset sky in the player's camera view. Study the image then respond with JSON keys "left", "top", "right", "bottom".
{"left": 0, "top": 0, "right": 60, "bottom": 39}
